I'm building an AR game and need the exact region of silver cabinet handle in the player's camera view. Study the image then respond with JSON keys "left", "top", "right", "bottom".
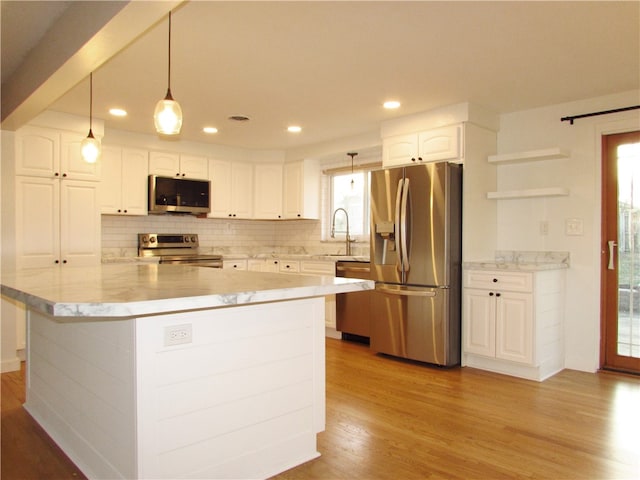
{"left": 608, "top": 240, "right": 618, "bottom": 270}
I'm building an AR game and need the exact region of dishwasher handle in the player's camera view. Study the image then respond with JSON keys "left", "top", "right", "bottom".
{"left": 376, "top": 284, "right": 437, "bottom": 297}
{"left": 336, "top": 265, "right": 371, "bottom": 274}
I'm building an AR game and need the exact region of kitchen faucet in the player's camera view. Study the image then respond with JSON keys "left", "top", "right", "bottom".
{"left": 331, "top": 208, "right": 355, "bottom": 256}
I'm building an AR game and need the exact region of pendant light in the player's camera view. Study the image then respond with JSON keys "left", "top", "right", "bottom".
{"left": 348, "top": 152, "right": 358, "bottom": 189}
{"left": 154, "top": 11, "right": 183, "bottom": 135}
{"left": 81, "top": 72, "right": 101, "bottom": 164}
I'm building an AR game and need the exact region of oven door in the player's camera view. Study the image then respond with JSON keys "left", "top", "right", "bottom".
{"left": 160, "top": 258, "right": 223, "bottom": 268}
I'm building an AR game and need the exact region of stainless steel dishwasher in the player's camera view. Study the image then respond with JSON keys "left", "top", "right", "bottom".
{"left": 336, "top": 261, "right": 371, "bottom": 343}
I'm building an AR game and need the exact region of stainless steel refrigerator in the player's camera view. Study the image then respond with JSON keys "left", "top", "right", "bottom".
{"left": 369, "top": 161, "right": 462, "bottom": 366}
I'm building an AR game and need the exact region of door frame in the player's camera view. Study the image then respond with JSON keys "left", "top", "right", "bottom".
{"left": 599, "top": 125, "right": 640, "bottom": 372}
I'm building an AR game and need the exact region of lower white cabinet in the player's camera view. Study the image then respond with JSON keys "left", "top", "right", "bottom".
{"left": 247, "top": 258, "right": 280, "bottom": 272}
{"left": 462, "top": 268, "right": 565, "bottom": 381}
{"left": 222, "top": 259, "right": 247, "bottom": 270}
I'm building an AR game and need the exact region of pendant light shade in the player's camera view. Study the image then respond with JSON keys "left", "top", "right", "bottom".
{"left": 348, "top": 152, "right": 358, "bottom": 190}
{"left": 154, "top": 11, "right": 182, "bottom": 135}
{"left": 81, "top": 72, "right": 101, "bottom": 164}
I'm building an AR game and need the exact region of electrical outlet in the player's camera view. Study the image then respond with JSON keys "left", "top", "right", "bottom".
{"left": 164, "top": 324, "right": 192, "bottom": 346}
{"left": 539, "top": 221, "right": 549, "bottom": 236}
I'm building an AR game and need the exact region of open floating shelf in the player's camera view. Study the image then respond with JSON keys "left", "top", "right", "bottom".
{"left": 488, "top": 147, "right": 570, "bottom": 165}
{"left": 487, "top": 187, "right": 570, "bottom": 200}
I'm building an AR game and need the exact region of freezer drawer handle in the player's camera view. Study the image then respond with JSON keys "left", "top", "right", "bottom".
{"left": 376, "top": 285, "right": 437, "bottom": 297}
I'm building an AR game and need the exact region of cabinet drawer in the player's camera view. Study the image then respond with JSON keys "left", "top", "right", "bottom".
{"left": 464, "top": 270, "right": 532, "bottom": 292}
{"left": 300, "top": 260, "right": 335, "bottom": 276}
{"left": 279, "top": 261, "right": 300, "bottom": 273}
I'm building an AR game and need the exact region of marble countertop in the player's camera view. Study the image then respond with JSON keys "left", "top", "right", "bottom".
{"left": 1, "top": 264, "right": 373, "bottom": 319}
{"left": 463, "top": 261, "right": 568, "bottom": 271}
{"left": 222, "top": 253, "right": 370, "bottom": 262}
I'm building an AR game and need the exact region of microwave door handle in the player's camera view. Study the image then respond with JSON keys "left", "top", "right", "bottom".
{"left": 394, "top": 178, "right": 404, "bottom": 273}
{"left": 400, "top": 177, "right": 410, "bottom": 273}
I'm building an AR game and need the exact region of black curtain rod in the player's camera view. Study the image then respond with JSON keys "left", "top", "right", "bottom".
{"left": 561, "top": 105, "right": 640, "bottom": 125}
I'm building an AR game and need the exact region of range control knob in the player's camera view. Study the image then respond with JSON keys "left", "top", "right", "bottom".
{"left": 184, "top": 236, "right": 190, "bottom": 243}
{"left": 149, "top": 236, "right": 156, "bottom": 243}
{"left": 191, "top": 236, "right": 197, "bottom": 243}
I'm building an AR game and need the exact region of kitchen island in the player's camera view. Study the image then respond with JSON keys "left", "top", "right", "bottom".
{"left": 1, "top": 264, "right": 373, "bottom": 479}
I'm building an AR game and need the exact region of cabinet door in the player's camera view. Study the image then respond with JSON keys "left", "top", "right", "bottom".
{"left": 283, "top": 161, "right": 303, "bottom": 218}
{"left": 60, "top": 133, "right": 101, "bottom": 181}
{"left": 495, "top": 292, "right": 533, "bottom": 364}
{"left": 463, "top": 289, "right": 496, "bottom": 357}
{"left": 100, "top": 146, "right": 123, "bottom": 214}
{"left": 223, "top": 259, "right": 247, "bottom": 270}
{"left": 382, "top": 133, "right": 418, "bottom": 168}
{"left": 121, "top": 148, "right": 149, "bottom": 215}
{"left": 209, "top": 159, "right": 233, "bottom": 217}
{"left": 60, "top": 180, "right": 101, "bottom": 267}
{"left": 417, "top": 125, "right": 460, "bottom": 163}
{"left": 15, "top": 177, "right": 60, "bottom": 268}
{"left": 180, "top": 154, "right": 208, "bottom": 179}
{"left": 230, "top": 162, "right": 253, "bottom": 219}
{"left": 15, "top": 126, "right": 59, "bottom": 177}
{"left": 279, "top": 261, "right": 300, "bottom": 273}
{"left": 254, "top": 164, "right": 283, "bottom": 219}
{"left": 149, "top": 151, "right": 180, "bottom": 177}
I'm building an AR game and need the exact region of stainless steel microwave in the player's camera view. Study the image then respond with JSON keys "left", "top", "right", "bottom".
{"left": 148, "top": 175, "right": 211, "bottom": 214}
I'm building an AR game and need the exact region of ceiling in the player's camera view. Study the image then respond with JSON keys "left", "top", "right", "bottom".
{"left": 2, "top": 1, "right": 639, "bottom": 152}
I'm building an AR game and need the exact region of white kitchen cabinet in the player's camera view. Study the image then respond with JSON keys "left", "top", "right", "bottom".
{"left": 462, "top": 268, "right": 565, "bottom": 381}
{"left": 382, "top": 125, "right": 461, "bottom": 168}
{"left": 209, "top": 159, "right": 253, "bottom": 219}
{"left": 101, "top": 146, "right": 148, "bottom": 215}
{"left": 300, "top": 260, "right": 335, "bottom": 276}
{"left": 253, "top": 163, "right": 283, "bottom": 219}
{"left": 222, "top": 259, "right": 247, "bottom": 270}
{"left": 279, "top": 260, "right": 300, "bottom": 274}
{"left": 16, "top": 126, "right": 101, "bottom": 181}
{"left": 149, "top": 152, "right": 208, "bottom": 179}
{"left": 247, "top": 258, "right": 280, "bottom": 272}
{"left": 283, "top": 159, "right": 320, "bottom": 219}
{"left": 15, "top": 176, "right": 101, "bottom": 269}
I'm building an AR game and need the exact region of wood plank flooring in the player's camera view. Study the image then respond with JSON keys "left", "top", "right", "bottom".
{"left": 2, "top": 338, "right": 639, "bottom": 479}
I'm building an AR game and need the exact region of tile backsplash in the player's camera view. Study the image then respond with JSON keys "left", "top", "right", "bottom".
{"left": 101, "top": 215, "right": 370, "bottom": 258}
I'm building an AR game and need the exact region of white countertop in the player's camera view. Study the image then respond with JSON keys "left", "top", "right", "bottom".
{"left": 463, "top": 261, "right": 568, "bottom": 271}
{"left": 1, "top": 264, "right": 373, "bottom": 319}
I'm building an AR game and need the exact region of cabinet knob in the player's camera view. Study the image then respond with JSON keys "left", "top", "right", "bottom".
{"left": 297, "top": 214, "right": 301, "bottom": 217}
{"left": 54, "top": 172, "right": 60, "bottom": 177}
{"left": 492, "top": 278, "right": 498, "bottom": 282}
{"left": 418, "top": 157, "right": 423, "bottom": 161}
{"left": 62, "top": 260, "right": 67, "bottom": 264}
{"left": 123, "top": 210, "right": 128, "bottom": 213}
{"left": 55, "top": 260, "right": 59, "bottom": 264}
{"left": 411, "top": 157, "right": 416, "bottom": 162}
{"left": 176, "top": 173, "right": 181, "bottom": 177}
{"left": 62, "top": 173, "right": 67, "bottom": 178}
{"left": 117, "top": 209, "right": 122, "bottom": 213}
{"left": 489, "top": 292, "right": 494, "bottom": 296}
{"left": 496, "top": 293, "right": 501, "bottom": 297}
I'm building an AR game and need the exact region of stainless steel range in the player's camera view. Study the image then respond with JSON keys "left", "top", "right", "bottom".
{"left": 138, "top": 233, "right": 222, "bottom": 268}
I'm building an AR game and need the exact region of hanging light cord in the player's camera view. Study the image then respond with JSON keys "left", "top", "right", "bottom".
{"left": 88, "top": 72, "right": 94, "bottom": 136}
{"left": 166, "top": 11, "right": 173, "bottom": 99}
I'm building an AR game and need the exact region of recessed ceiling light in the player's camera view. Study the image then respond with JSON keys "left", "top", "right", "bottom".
{"left": 383, "top": 101, "right": 401, "bottom": 109}
{"left": 109, "top": 108, "right": 127, "bottom": 117}
{"left": 203, "top": 127, "right": 218, "bottom": 134}
{"left": 287, "top": 126, "right": 302, "bottom": 133}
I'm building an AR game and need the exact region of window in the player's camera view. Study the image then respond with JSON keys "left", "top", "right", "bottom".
{"left": 329, "top": 171, "right": 370, "bottom": 241}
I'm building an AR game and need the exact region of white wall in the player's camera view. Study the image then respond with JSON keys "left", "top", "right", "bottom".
{"left": 496, "top": 90, "right": 640, "bottom": 372}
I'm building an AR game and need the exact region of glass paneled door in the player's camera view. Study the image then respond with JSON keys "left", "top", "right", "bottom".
{"left": 602, "top": 131, "right": 640, "bottom": 374}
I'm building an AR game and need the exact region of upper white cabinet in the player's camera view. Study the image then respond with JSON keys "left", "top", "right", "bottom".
{"left": 149, "top": 152, "right": 208, "bottom": 179}
{"left": 283, "top": 159, "right": 320, "bottom": 219}
{"left": 209, "top": 159, "right": 253, "bottom": 219}
{"left": 253, "top": 163, "right": 283, "bottom": 219}
{"left": 101, "top": 146, "right": 149, "bottom": 215}
{"left": 16, "top": 126, "right": 101, "bottom": 181}
{"left": 383, "top": 125, "right": 462, "bottom": 168}
{"left": 15, "top": 176, "right": 101, "bottom": 269}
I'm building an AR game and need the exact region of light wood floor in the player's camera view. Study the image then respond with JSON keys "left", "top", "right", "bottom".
{"left": 2, "top": 338, "right": 639, "bottom": 479}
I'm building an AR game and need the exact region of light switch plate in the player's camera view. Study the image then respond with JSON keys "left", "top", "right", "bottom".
{"left": 565, "top": 218, "right": 584, "bottom": 236}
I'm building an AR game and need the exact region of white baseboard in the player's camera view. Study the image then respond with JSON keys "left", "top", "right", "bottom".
{"left": 1, "top": 356, "right": 21, "bottom": 373}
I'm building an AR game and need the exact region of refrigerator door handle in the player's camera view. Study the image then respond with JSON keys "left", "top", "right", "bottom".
{"left": 400, "top": 178, "right": 410, "bottom": 273}
{"left": 376, "top": 284, "right": 437, "bottom": 297}
{"left": 394, "top": 178, "right": 404, "bottom": 273}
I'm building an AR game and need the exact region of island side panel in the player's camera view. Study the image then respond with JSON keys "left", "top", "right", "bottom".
{"left": 25, "top": 310, "right": 137, "bottom": 479}
{"left": 135, "top": 297, "right": 326, "bottom": 480}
